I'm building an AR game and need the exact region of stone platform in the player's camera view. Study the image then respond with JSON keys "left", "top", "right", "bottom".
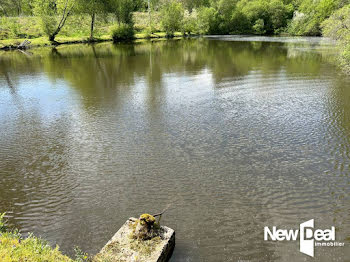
{"left": 94, "top": 217, "right": 175, "bottom": 262}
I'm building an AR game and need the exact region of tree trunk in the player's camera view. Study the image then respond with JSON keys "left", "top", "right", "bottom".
{"left": 49, "top": 6, "right": 73, "bottom": 43}
{"left": 90, "top": 13, "right": 95, "bottom": 41}
{"left": 0, "top": 5, "right": 8, "bottom": 16}
{"left": 148, "top": 0, "right": 151, "bottom": 29}
{"left": 17, "top": 0, "right": 21, "bottom": 16}
{"left": 49, "top": 31, "right": 58, "bottom": 43}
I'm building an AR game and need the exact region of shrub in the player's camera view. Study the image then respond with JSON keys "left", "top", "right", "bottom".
{"left": 142, "top": 27, "right": 153, "bottom": 38}
{"left": 160, "top": 0, "right": 184, "bottom": 37}
{"left": 216, "top": 0, "right": 237, "bottom": 33}
{"left": 253, "top": 18, "right": 266, "bottom": 34}
{"left": 111, "top": 23, "right": 135, "bottom": 41}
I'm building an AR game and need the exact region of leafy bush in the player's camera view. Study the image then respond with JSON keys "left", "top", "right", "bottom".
{"left": 142, "top": 27, "right": 153, "bottom": 38}
{"left": 253, "top": 18, "right": 266, "bottom": 34}
{"left": 160, "top": 0, "right": 184, "bottom": 37}
{"left": 111, "top": 23, "right": 135, "bottom": 41}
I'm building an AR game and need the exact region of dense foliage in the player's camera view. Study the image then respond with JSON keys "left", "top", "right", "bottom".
{"left": 161, "top": 0, "right": 184, "bottom": 36}
{"left": 0, "top": 0, "right": 350, "bottom": 69}
{"left": 322, "top": 4, "right": 350, "bottom": 72}
{"left": 111, "top": 22, "right": 134, "bottom": 40}
{"left": 1, "top": 0, "right": 350, "bottom": 38}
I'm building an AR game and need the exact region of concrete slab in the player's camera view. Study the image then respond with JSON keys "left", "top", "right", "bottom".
{"left": 94, "top": 217, "right": 175, "bottom": 262}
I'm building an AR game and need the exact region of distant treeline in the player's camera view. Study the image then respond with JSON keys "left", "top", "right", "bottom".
{"left": 0, "top": 0, "right": 350, "bottom": 67}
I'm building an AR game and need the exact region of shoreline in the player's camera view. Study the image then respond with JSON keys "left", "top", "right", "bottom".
{"left": 0, "top": 32, "right": 184, "bottom": 51}
{"left": 0, "top": 33, "right": 326, "bottom": 51}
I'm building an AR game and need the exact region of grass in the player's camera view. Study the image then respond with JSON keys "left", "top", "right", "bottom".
{"left": 0, "top": 12, "right": 181, "bottom": 49}
{"left": 0, "top": 213, "right": 168, "bottom": 262}
{"left": 0, "top": 231, "right": 73, "bottom": 262}
{"left": 0, "top": 213, "right": 88, "bottom": 262}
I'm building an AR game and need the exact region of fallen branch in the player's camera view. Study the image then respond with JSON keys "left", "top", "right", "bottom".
{"left": 152, "top": 203, "right": 172, "bottom": 225}
{"left": 18, "top": 40, "right": 31, "bottom": 48}
{"left": 0, "top": 40, "right": 31, "bottom": 51}
{"left": 152, "top": 203, "right": 171, "bottom": 217}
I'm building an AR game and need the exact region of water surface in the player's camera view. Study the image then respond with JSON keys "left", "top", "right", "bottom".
{"left": 0, "top": 37, "right": 350, "bottom": 261}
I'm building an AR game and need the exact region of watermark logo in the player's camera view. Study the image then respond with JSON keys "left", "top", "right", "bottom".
{"left": 264, "top": 219, "right": 344, "bottom": 257}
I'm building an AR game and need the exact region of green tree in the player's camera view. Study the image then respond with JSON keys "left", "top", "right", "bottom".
{"left": 110, "top": 0, "right": 135, "bottom": 25}
{"left": 322, "top": 4, "right": 350, "bottom": 41}
{"left": 236, "top": 0, "right": 269, "bottom": 33}
{"left": 180, "top": 0, "right": 210, "bottom": 11}
{"left": 322, "top": 4, "right": 350, "bottom": 71}
{"left": 76, "top": 0, "right": 107, "bottom": 40}
{"left": 183, "top": 9, "right": 198, "bottom": 35}
{"left": 145, "top": 0, "right": 161, "bottom": 33}
{"left": 0, "top": 0, "right": 23, "bottom": 16}
{"left": 288, "top": 0, "right": 345, "bottom": 36}
{"left": 216, "top": 0, "right": 237, "bottom": 33}
{"left": 233, "top": 0, "right": 294, "bottom": 34}
{"left": 34, "top": 0, "right": 77, "bottom": 42}
{"left": 197, "top": 6, "right": 217, "bottom": 34}
{"left": 231, "top": 10, "right": 250, "bottom": 33}
{"left": 252, "top": 18, "right": 265, "bottom": 34}
{"left": 160, "top": 0, "right": 184, "bottom": 37}
{"left": 268, "top": 0, "right": 293, "bottom": 33}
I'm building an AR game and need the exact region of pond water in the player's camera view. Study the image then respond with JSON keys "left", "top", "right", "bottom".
{"left": 0, "top": 36, "right": 350, "bottom": 261}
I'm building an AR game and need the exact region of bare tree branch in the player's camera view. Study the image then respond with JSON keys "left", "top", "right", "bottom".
{"left": 153, "top": 203, "right": 172, "bottom": 217}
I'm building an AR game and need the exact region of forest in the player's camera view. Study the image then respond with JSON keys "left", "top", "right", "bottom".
{"left": 0, "top": 0, "right": 350, "bottom": 70}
